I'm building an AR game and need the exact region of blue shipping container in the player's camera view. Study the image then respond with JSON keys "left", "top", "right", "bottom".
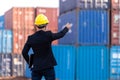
{"left": 12, "top": 54, "right": 25, "bottom": 76}
{"left": 25, "top": 48, "right": 34, "bottom": 78}
{"left": 1, "top": 30, "right": 12, "bottom": 54}
{"left": 2, "top": 30, "right": 7, "bottom": 53}
{"left": 25, "top": 46, "right": 76, "bottom": 80}
{"left": 60, "top": 0, "right": 110, "bottom": 14}
{"left": 0, "top": 30, "right": 2, "bottom": 53}
{"left": 52, "top": 45, "right": 75, "bottom": 80}
{"left": 76, "top": 46, "right": 109, "bottom": 80}
{"left": 110, "top": 46, "right": 120, "bottom": 80}
{"left": 0, "top": 15, "right": 4, "bottom": 29}
{"left": 6, "top": 30, "right": 13, "bottom": 53}
{"left": 58, "top": 9, "right": 109, "bottom": 45}
{"left": 0, "top": 54, "right": 12, "bottom": 77}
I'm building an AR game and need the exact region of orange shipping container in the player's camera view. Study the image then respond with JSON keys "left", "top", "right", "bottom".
{"left": 24, "top": 8, "right": 35, "bottom": 30}
{"left": 111, "top": 0, "right": 120, "bottom": 9}
{"left": 5, "top": 7, "right": 35, "bottom": 54}
{"left": 13, "top": 29, "right": 18, "bottom": 54}
{"left": 5, "top": 7, "right": 35, "bottom": 30}
{"left": 111, "top": 10, "right": 120, "bottom": 45}
{"left": 36, "top": 7, "right": 59, "bottom": 45}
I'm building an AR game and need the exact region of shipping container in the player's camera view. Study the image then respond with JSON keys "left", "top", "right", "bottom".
{"left": 2, "top": 30, "right": 7, "bottom": 53}
{"left": 0, "top": 54, "right": 12, "bottom": 77}
{"left": 4, "top": 30, "right": 12, "bottom": 53}
{"left": 12, "top": 29, "right": 33, "bottom": 54}
{"left": 0, "top": 30, "right": 13, "bottom": 54}
{"left": 6, "top": 30, "right": 13, "bottom": 53}
{"left": 24, "top": 8, "right": 35, "bottom": 30}
{"left": 76, "top": 46, "right": 109, "bottom": 80}
{"left": 5, "top": 7, "right": 35, "bottom": 54}
{"left": 25, "top": 64, "right": 31, "bottom": 78}
{"left": 58, "top": 9, "right": 109, "bottom": 45}
{"left": 13, "top": 29, "right": 26, "bottom": 54}
{"left": 53, "top": 45, "right": 76, "bottom": 80}
{"left": 0, "top": 30, "right": 2, "bottom": 53}
{"left": 36, "top": 7, "right": 59, "bottom": 45}
{"left": 13, "top": 29, "right": 19, "bottom": 54}
{"left": 111, "top": 10, "right": 120, "bottom": 45}
{"left": 17, "top": 29, "right": 24, "bottom": 54}
{"left": 0, "top": 15, "right": 4, "bottom": 29}
{"left": 5, "top": 7, "right": 35, "bottom": 30}
{"left": 25, "top": 48, "right": 33, "bottom": 78}
{"left": 12, "top": 54, "right": 25, "bottom": 76}
{"left": 111, "top": 0, "right": 120, "bottom": 9}
{"left": 60, "top": 0, "right": 110, "bottom": 14}
{"left": 110, "top": 46, "right": 120, "bottom": 80}
{"left": 25, "top": 45, "right": 76, "bottom": 80}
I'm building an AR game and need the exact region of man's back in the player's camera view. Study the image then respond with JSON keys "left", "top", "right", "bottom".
{"left": 22, "top": 27, "right": 69, "bottom": 70}
{"left": 27, "top": 30, "right": 57, "bottom": 70}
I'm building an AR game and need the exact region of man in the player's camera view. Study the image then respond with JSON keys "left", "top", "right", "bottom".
{"left": 22, "top": 14, "right": 72, "bottom": 80}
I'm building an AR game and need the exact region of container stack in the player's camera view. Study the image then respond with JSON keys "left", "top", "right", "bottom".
{"left": 0, "top": 7, "right": 59, "bottom": 78}
{"left": 4, "top": 7, "right": 59, "bottom": 55}
{"left": 0, "top": 15, "right": 13, "bottom": 77}
{"left": 58, "top": 0, "right": 110, "bottom": 80}
{"left": 1, "top": 0, "right": 120, "bottom": 79}
{"left": 0, "top": 54, "right": 12, "bottom": 77}
{"left": 5, "top": 7, "right": 35, "bottom": 54}
{"left": 4, "top": 7, "right": 35, "bottom": 77}
{"left": 2, "top": 7, "right": 58, "bottom": 78}
{"left": 110, "top": 0, "right": 120, "bottom": 80}
{"left": 59, "top": 0, "right": 110, "bottom": 45}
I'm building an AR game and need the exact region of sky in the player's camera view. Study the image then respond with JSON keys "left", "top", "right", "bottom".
{"left": 0, "top": 0, "right": 59, "bottom": 15}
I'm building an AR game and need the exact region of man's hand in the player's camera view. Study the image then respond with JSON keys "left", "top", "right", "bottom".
{"left": 65, "top": 23, "right": 72, "bottom": 29}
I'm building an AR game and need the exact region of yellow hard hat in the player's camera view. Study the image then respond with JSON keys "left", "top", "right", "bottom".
{"left": 34, "top": 14, "right": 49, "bottom": 26}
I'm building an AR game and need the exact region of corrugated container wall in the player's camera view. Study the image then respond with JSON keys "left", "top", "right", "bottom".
{"left": 5, "top": 7, "right": 35, "bottom": 54}
{"left": 25, "top": 48, "right": 33, "bottom": 78}
{"left": 111, "top": 10, "right": 120, "bottom": 45}
{"left": 52, "top": 45, "right": 75, "bottom": 80}
{"left": 0, "top": 54, "right": 12, "bottom": 77}
{"left": 0, "top": 15, "right": 4, "bottom": 29}
{"left": 60, "top": 0, "right": 110, "bottom": 14}
{"left": 110, "top": 46, "right": 120, "bottom": 80}
{"left": 2, "top": 30, "right": 13, "bottom": 54}
{"left": 58, "top": 9, "right": 109, "bottom": 45}
{"left": 25, "top": 46, "right": 76, "bottom": 80}
{"left": 2, "top": 30, "right": 7, "bottom": 53}
{"left": 0, "top": 30, "right": 2, "bottom": 53}
{"left": 12, "top": 54, "right": 25, "bottom": 76}
{"left": 36, "top": 7, "right": 58, "bottom": 45}
{"left": 76, "top": 46, "right": 109, "bottom": 80}
{"left": 0, "top": 30, "right": 13, "bottom": 54}
{"left": 111, "top": 0, "right": 120, "bottom": 9}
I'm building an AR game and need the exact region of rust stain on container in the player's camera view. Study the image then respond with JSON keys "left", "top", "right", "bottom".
{"left": 111, "top": 10, "right": 120, "bottom": 45}
{"left": 13, "top": 29, "right": 18, "bottom": 54}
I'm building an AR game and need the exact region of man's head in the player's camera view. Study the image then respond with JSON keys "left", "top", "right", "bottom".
{"left": 34, "top": 14, "right": 49, "bottom": 29}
